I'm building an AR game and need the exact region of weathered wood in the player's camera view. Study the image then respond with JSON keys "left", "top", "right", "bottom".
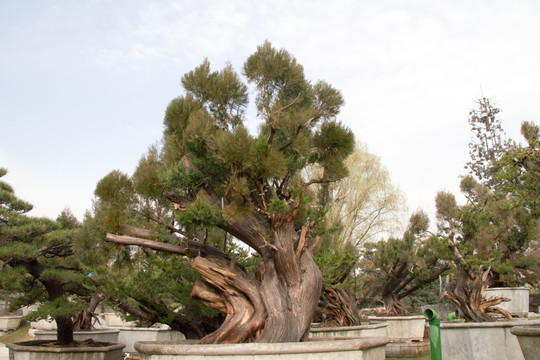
{"left": 191, "top": 256, "right": 264, "bottom": 344}
{"left": 441, "top": 265, "right": 513, "bottom": 322}
{"left": 322, "top": 287, "right": 360, "bottom": 326}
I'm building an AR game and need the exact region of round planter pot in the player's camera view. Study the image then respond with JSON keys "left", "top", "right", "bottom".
{"left": 34, "top": 329, "right": 120, "bottom": 343}
{"left": 309, "top": 322, "right": 388, "bottom": 339}
{"left": 510, "top": 326, "right": 540, "bottom": 360}
{"left": 439, "top": 319, "right": 540, "bottom": 360}
{"left": 367, "top": 315, "right": 425, "bottom": 342}
{"left": 135, "top": 337, "right": 389, "bottom": 360}
{"left": 7, "top": 340, "right": 124, "bottom": 360}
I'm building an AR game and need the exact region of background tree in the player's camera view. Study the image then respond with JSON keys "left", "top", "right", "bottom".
{"left": 0, "top": 168, "right": 91, "bottom": 345}
{"left": 105, "top": 41, "right": 355, "bottom": 344}
{"left": 324, "top": 142, "right": 406, "bottom": 249}
{"left": 313, "top": 141, "right": 405, "bottom": 325}
{"left": 75, "top": 164, "right": 227, "bottom": 339}
{"left": 132, "top": 144, "right": 170, "bottom": 231}
{"left": 465, "top": 97, "right": 513, "bottom": 188}
{"left": 358, "top": 211, "right": 449, "bottom": 316}
{"left": 437, "top": 120, "right": 539, "bottom": 322}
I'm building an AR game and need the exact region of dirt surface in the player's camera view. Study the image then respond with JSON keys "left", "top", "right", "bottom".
{"left": 0, "top": 324, "right": 32, "bottom": 344}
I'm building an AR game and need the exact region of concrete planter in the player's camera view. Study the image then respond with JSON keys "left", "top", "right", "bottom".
{"left": 102, "top": 312, "right": 137, "bottom": 327}
{"left": 485, "top": 287, "right": 530, "bottom": 316}
{"left": 367, "top": 315, "right": 425, "bottom": 342}
{"left": 34, "top": 329, "right": 120, "bottom": 343}
{"left": 510, "top": 326, "right": 540, "bottom": 360}
{"left": 115, "top": 326, "right": 186, "bottom": 354}
{"left": 0, "top": 315, "right": 23, "bottom": 331}
{"left": 7, "top": 340, "right": 124, "bottom": 360}
{"left": 309, "top": 322, "right": 388, "bottom": 339}
{"left": 439, "top": 319, "right": 540, "bottom": 360}
{"left": 135, "top": 337, "right": 389, "bottom": 360}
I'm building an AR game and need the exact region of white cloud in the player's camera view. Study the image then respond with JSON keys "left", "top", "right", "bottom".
{"left": 1, "top": 0, "right": 539, "bottom": 225}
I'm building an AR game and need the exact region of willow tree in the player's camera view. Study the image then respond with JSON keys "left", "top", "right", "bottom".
{"left": 313, "top": 142, "right": 405, "bottom": 325}
{"left": 106, "top": 42, "right": 354, "bottom": 343}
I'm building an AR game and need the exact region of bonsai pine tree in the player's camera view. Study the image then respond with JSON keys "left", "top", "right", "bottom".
{"left": 0, "top": 168, "right": 91, "bottom": 345}
{"left": 106, "top": 41, "right": 355, "bottom": 343}
{"left": 437, "top": 120, "right": 539, "bottom": 322}
{"left": 359, "top": 211, "right": 449, "bottom": 316}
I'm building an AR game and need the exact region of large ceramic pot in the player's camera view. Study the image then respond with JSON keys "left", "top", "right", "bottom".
{"left": 135, "top": 337, "right": 389, "bottom": 360}
{"left": 439, "top": 319, "right": 540, "bottom": 360}
{"left": 7, "top": 340, "right": 124, "bottom": 360}
{"left": 510, "top": 326, "right": 540, "bottom": 360}
{"left": 34, "top": 329, "right": 120, "bottom": 343}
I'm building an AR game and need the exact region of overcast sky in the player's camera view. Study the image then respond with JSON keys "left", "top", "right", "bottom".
{"left": 1, "top": 0, "right": 539, "bottom": 231}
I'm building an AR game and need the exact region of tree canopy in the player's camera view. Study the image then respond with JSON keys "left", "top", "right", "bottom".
{"left": 0, "top": 168, "right": 90, "bottom": 345}
{"left": 104, "top": 41, "right": 355, "bottom": 344}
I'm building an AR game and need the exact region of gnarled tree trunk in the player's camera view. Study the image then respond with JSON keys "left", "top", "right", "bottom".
{"left": 321, "top": 287, "right": 360, "bottom": 326}
{"left": 441, "top": 265, "right": 512, "bottom": 322}
{"left": 106, "top": 219, "right": 322, "bottom": 344}
{"left": 381, "top": 292, "right": 410, "bottom": 316}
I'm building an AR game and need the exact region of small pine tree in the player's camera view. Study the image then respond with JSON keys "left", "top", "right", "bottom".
{"left": 0, "top": 168, "right": 90, "bottom": 345}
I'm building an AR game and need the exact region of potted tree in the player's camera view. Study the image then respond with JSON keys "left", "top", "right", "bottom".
{"left": 0, "top": 291, "right": 23, "bottom": 334}
{"left": 433, "top": 111, "right": 540, "bottom": 359}
{"left": 355, "top": 212, "right": 448, "bottom": 358}
{"left": 0, "top": 168, "right": 124, "bottom": 359}
{"left": 104, "top": 42, "right": 389, "bottom": 359}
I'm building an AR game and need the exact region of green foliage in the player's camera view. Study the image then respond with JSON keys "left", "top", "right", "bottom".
{"left": 133, "top": 144, "right": 166, "bottom": 200}
{"left": 358, "top": 211, "right": 448, "bottom": 314}
{"left": 175, "top": 193, "right": 223, "bottom": 228}
{"left": 0, "top": 168, "right": 92, "bottom": 342}
{"left": 314, "top": 248, "right": 358, "bottom": 289}
{"left": 97, "top": 255, "right": 219, "bottom": 319}
{"left": 94, "top": 170, "right": 135, "bottom": 232}
{"left": 437, "top": 119, "right": 540, "bottom": 289}
{"left": 162, "top": 41, "right": 354, "bottom": 228}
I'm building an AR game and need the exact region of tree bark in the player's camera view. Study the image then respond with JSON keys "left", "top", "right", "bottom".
{"left": 55, "top": 315, "right": 74, "bottom": 345}
{"left": 441, "top": 265, "right": 513, "bottom": 322}
{"left": 106, "top": 220, "right": 323, "bottom": 344}
{"left": 381, "top": 292, "right": 409, "bottom": 316}
{"left": 321, "top": 287, "right": 360, "bottom": 326}
{"left": 73, "top": 293, "right": 106, "bottom": 331}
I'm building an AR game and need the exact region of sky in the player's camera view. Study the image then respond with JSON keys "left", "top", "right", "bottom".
{"left": 1, "top": 0, "right": 539, "bottom": 230}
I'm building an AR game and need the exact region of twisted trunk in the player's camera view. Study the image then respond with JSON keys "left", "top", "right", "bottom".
{"left": 322, "top": 287, "right": 360, "bottom": 326}
{"left": 381, "top": 292, "right": 409, "bottom": 316}
{"left": 441, "top": 265, "right": 512, "bottom": 322}
{"left": 106, "top": 220, "right": 322, "bottom": 343}
{"left": 73, "top": 293, "right": 106, "bottom": 331}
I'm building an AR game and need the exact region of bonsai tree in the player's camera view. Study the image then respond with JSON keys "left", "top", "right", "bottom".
{"left": 0, "top": 168, "right": 93, "bottom": 345}
{"left": 358, "top": 211, "right": 449, "bottom": 316}
{"left": 436, "top": 120, "right": 539, "bottom": 322}
{"left": 105, "top": 41, "right": 355, "bottom": 344}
